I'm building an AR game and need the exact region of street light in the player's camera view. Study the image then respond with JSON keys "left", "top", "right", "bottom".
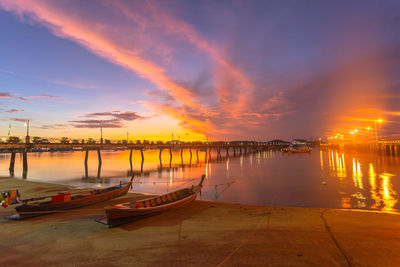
{"left": 374, "top": 118, "right": 383, "bottom": 143}
{"left": 24, "top": 120, "right": 30, "bottom": 144}
{"left": 99, "top": 127, "right": 103, "bottom": 144}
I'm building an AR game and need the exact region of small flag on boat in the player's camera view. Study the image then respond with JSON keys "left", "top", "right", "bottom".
{"left": 0, "top": 190, "right": 22, "bottom": 208}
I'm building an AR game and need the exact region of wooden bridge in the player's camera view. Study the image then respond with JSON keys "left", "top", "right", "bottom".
{"left": 0, "top": 142, "right": 274, "bottom": 179}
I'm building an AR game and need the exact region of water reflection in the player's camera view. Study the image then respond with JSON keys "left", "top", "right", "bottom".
{"left": 321, "top": 148, "right": 400, "bottom": 212}
{"left": 380, "top": 173, "right": 397, "bottom": 212}
{"left": 369, "top": 164, "right": 381, "bottom": 209}
{"left": 1, "top": 147, "right": 400, "bottom": 212}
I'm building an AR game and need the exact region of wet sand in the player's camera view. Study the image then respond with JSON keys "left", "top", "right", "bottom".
{"left": 1, "top": 176, "right": 400, "bottom": 266}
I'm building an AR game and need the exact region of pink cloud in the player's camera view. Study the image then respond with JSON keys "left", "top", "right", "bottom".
{"left": 18, "top": 96, "right": 33, "bottom": 102}
{"left": 28, "top": 94, "right": 62, "bottom": 99}
{"left": 1, "top": 109, "right": 25, "bottom": 113}
{"left": 0, "top": 92, "right": 13, "bottom": 98}
{"left": 115, "top": 0, "right": 255, "bottom": 117}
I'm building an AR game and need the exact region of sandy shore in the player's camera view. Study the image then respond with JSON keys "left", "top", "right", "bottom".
{"left": 1, "top": 177, "right": 400, "bottom": 266}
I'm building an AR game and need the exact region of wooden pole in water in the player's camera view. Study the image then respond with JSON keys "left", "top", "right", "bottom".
{"left": 196, "top": 148, "right": 199, "bottom": 163}
{"left": 97, "top": 149, "right": 102, "bottom": 166}
{"left": 129, "top": 148, "right": 133, "bottom": 173}
{"left": 22, "top": 151, "right": 28, "bottom": 178}
{"left": 9, "top": 151, "right": 16, "bottom": 176}
{"left": 180, "top": 148, "right": 184, "bottom": 166}
{"left": 140, "top": 148, "right": 144, "bottom": 173}
{"left": 159, "top": 148, "right": 163, "bottom": 169}
{"left": 226, "top": 147, "right": 229, "bottom": 158}
{"left": 169, "top": 148, "right": 172, "bottom": 168}
{"left": 84, "top": 150, "right": 89, "bottom": 178}
{"left": 97, "top": 149, "right": 102, "bottom": 178}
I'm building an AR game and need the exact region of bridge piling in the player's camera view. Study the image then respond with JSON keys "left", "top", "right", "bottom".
{"left": 180, "top": 148, "right": 183, "bottom": 164}
{"left": 97, "top": 149, "right": 102, "bottom": 178}
{"left": 84, "top": 150, "right": 89, "bottom": 178}
{"left": 22, "top": 152, "right": 28, "bottom": 179}
{"left": 9, "top": 151, "right": 16, "bottom": 176}
{"left": 140, "top": 149, "right": 144, "bottom": 173}
{"left": 159, "top": 149, "right": 163, "bottom": 169}
{"left": 129, "top": 149, "right": 133, "bottom": 173}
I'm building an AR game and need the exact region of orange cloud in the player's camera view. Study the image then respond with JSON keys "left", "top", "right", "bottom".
{"left": 115, "top": 0, "right": 255, "bottom": 117}
{"left": 0, "top": 0, "right": 206, "bottom": 113}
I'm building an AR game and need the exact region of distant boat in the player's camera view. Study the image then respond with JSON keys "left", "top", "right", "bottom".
{"left": 6, "top": 176, "right": 134, "bottom": 220}
{"left": 288, "top": 146, "right": 312, "bottom": 154}
{"left": 97, "top": 175, "right": 206, "bottom": 227}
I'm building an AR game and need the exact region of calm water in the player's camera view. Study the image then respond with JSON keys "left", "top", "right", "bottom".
{"left": 1, "top": 149, "right": 399, "bottom": 212}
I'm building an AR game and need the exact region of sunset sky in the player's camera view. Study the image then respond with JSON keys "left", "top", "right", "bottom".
{"left": 1, "top": 0, "right": 400, "bottom": 141}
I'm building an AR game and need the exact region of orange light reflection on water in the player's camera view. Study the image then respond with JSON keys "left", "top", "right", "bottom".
{"left": 380, "top": 173, "right": 397, "bottom": 212}
{"left": 322, "top": 149, "right": 400, "bottom": 211}
{"left": 368, "top": 163, "right": 381, "bottom": 209}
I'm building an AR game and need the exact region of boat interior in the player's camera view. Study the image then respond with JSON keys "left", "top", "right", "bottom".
{"left": 130, "top": 188, "right": 195, "bottom": 208}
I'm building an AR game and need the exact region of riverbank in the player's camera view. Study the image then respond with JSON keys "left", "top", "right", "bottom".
{"left": 1, "top": 177, "right": 400, "bottom": 266}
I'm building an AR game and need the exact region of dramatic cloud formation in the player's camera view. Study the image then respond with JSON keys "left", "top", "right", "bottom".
{"left": 1, "top": 1, "right": 400, "bottom": 139}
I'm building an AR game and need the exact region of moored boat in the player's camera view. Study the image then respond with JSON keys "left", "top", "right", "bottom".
{"left": 5, "top": 176, "right": 134, "bottom": 219}
{"left": 288, "top": 147, "right": 312, "bottom": 153}
{"left": 97, "top": 175, "right": 206, "bottom": 227}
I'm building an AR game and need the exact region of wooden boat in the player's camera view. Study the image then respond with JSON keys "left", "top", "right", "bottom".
{"left": 7, "top": 176, "right": 134, "bottom": 220}
{"left": 289, "top": 148, "right": 312, "bottom": 153}
{"left": 98, "top": 175, "right": 206, "bottom": 227}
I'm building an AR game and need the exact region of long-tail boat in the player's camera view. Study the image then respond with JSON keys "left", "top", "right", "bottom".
{"left": 97, "top": 174, "right": 206, "bottom": 227}
{"left": 5, "top": 176, "right": 134, "bottom": 220}
{"left": 289, "top": 148, "right": 312, "bottom": 153}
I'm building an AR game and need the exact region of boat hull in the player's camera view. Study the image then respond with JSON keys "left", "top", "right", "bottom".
{"left": 103, "top": 187, "right": 201, "bottom": 227}
{"left": 289, "top": 150, "right": 312, "bottom": 153}
{"left": 13, "top": 183, "right": 131, "bottom": 218}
